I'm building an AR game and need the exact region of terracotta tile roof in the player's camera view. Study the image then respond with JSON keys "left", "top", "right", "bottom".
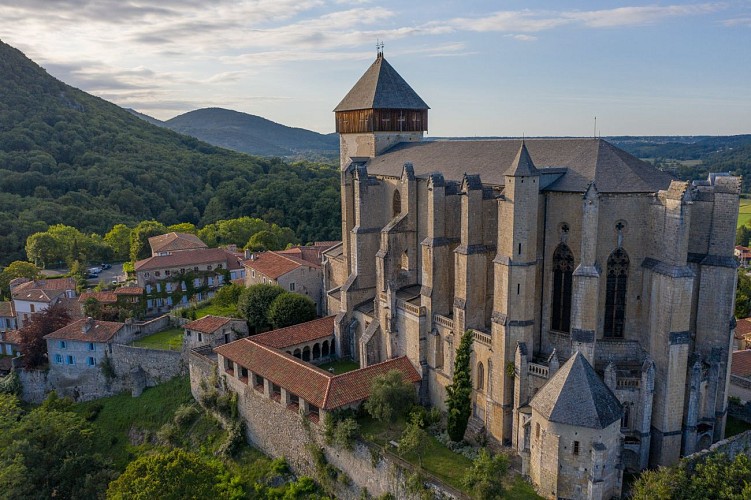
{"left": 114, "top": 286, "right": 144, "bottom": 296}
{"left": 216, "top": 339, "right": 331, "bottom": 407}
{"left": 326, "top": 356, "right": 421, "bottom": 408}
{"left": 184, "top": 315, "right": 232, "bottom": 334}
{"left": 732, "top": 350, "right": 751, "bottom": 378}
{"left": 736, "top": 318, "right": 751, "bottom": 339}
{"left": 215, "top": 337, "right": 421, "bottom": 410}
{"left": 149, "top": 232, "right": 207, "bottom": 254}
{"left": 243, "top": 251, "right": 314, "bottom": 279}
{"left": 0, "top": 301, "right": 14, "bottom": 317}
{"left": 253, "top": 316, "right": 335, "bottom": 349}
{"left": 11, "top": 278, "right": 77, "bottom": 302}
{"left": 1, "top": 330, "right": 22, "bottom": 345}
{"left": 44, "top": 318, "right": 125, "bottom": 343}
{"left": 78, "top": 292, "right": 118, "bottom": 304}
{"left": 276, "top": 244, "right": 338, "bottom": 267}
{"left": 135, "top": 248, "right": 242, "bottom": 272}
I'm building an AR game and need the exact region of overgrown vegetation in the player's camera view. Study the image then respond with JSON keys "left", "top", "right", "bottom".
{"left": 364, "top": 369, "right": 417, "bottom": 424}
{"left": 446, "top": 330, "right": 473, "bottom": 442}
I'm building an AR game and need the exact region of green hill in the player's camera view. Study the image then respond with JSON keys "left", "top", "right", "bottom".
{"left": 160, "top": 107, "right": 339, "bottom": 159}
{"left": 0, "top": 40, "right": 340, "bottom": 265}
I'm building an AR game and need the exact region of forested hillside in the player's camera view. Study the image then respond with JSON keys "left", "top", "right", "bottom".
{"left": 162, "top": 107, "right": 339, "bottom": 159}
{"left": 0, "top": 40, "right": 340, "bottom": 265}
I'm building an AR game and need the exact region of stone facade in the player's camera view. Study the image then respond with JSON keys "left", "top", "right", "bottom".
{"left": 326, "top": 55, "right": 741, "bottom": 497}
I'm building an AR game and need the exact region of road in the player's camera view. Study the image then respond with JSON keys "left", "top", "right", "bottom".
{"left": 86, "top": 263, "right": 125, "bottom": 288}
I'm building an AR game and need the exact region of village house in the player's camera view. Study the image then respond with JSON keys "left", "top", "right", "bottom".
{"left": 0, "top": 329, "right": 21, "bottom": 374}
{"left": 10, "top": 277, "right": 77, "bottom": 327}
{"left": 78, "top": 286, "right": 146, "bottom": 320}
{"left": 243, "top": 249, "right": 328, "bottom": 315}
{"left": 183, "top": 315, "right": 248, "bottom": 350}
{"left": 729, "top": 350, "right": 751, "bottom": 404}
{"left": 0, "top": 301, "right": 18, "bottom": 333}
{"left": 134, "top": 235, "right": 245, "bottom": 315}
{"left": 735, "top": 245, "right": 751, "bottom": 267}
{"left": 44, "top": 317, "right": 136, "bottom": 371}
{"left": 734, "top": 317, "right": 751, "bottom": 350}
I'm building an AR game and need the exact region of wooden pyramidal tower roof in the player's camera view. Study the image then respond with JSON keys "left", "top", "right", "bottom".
{"left": 334, "top": 54, "right": 429, "bottom": 112}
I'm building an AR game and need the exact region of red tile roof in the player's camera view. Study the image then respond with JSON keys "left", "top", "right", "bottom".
{"left": 243, "top": 251, "right": 308, "bottom": 279}
{"left": 737, "top": 318, "right": 751, "bottom": 339}
{"left": 114, "top": 286, "right": 144, "bottom": 296}
{"left": 252, "top": 316, "right": 335, "bottom": 349}
{"left": 44, "top": 318, "right": 125, "bottom": 343}
{"left": 1, "top": 330, "right": 22, "bottom": 345}
{"left": 78, "top": 292, "right": 118, "bottom": 304}
{"left": 184, "top": 315, "right": 232, "bottom": 334}
{"left": 215, "top": 337, "right": 421, "bottom": 410}
{"left": 135, "top": 248, "right": 242, "bottom": 272}
{"left": 149, "top": 232, "right": 207, "bottom": 254}
{"left": 0, "top": 301, "right": 14, "bottom": 317}
{"left": 11, "top": 278, "right": 77, "bottom": 302}
{"left": 732, "top": 350, "right": 751, "bottom": 378}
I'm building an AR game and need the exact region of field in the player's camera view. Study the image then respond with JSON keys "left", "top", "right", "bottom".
{"left": 131, "top": 327, "right": 184, "bottom": 350}
{"left": 739, "top": 198, "right": 751, "bottom": 228}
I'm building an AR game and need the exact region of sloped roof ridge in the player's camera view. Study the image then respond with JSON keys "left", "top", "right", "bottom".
{"left": 250, "top": 339, "right": 334, "bottom": 378}
{"left": 530, "top": 351, "right": 622, "bottom": 429}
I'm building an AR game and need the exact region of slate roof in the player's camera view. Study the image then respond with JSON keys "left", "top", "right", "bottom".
{"left": 149, "top": 232, "right": 207, "bottom": 254}
{"left": 252, "top": 316, "right": 335, "bottom": 349}
{"left": 215, "top": 336, "right": 421, "bottom": 410}
{"left": 44, "top": 318, "right": 125, "bottom": 343}
{"left": 243, "top": 251, "right": 310, "bottom": 279}
{"left": 135, "top": 248, "right": 242, "bottom": 272}
{"left": 0, "top": 301, "right": 14, "bottom": 317}
{"left": 363, "top": 138, "right": 674, "bottom": 193}
{"left": 530, "top": 351, "right": 622, "bottom": 429}
{"left": 731, "top": 350, "right": 751, "bottom": 378}
{"left": 334, "top": 55, "right": 429, "bottom": 112}
{"left": 184, "top": 315, "right": 232, "bottom": 334}
{"left": 508, "top": 142, "right": 538, "bottom": 177}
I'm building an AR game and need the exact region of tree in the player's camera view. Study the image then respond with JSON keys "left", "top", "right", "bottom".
{"left": 736, "top": 224, "right": 751, "bottom": 247}
{"left": 213, "top": 283, "right": 244, "bottom": 308}
{"left": 168, "top": 222, "right": 197, "bottom": 234}
{"left": 245, "top": 230, "right": 280, "bottom": 252}
{"left": 129, "top": 220, "right": 168, "bottom": 262}
{"left": 737, "top": 269, "right": 751, "bottom": 318}
{"left": 237, "top": 284, "right": 285, "bottom": 333}
{"left": 632, "top": 453, "right": 751, "bottom": 500}
{"left": 399, "top": 414, "right": 429, "bottom": 467}
{"left": 446, "top": 330, "right": 473, "bottom": 441}
{"left": 18, "top": 302, "right": 71, "bottom": 368}
{"left": 104, "top": 223, "right": 132, "bottom": 261}
{"left": 364, "top": 369, "right": 417, "bottom": 424}
{"left": 25, "top": 231, "right": 61, "bottom": 268}
{"left": 106, "top": 449, "right": 243, "bottom": 500}
{"left": 0, "top": 393, "right": 115, "bottom": 499}
{"left": 462, "top": 448, "right": 509, "bottom": 499}
{"left": 0, "top": 260, "right": 40, "bottom": 298}
{"left": 267, "top": 292, "right": 317, "bottom": 329}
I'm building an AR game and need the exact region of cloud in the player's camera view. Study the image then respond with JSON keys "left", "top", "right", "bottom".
{"left": 723, "top": 17, "right": 751, "bottom": 27}
{"left": 505, "top": 34, "right": 538, "bottom": 42}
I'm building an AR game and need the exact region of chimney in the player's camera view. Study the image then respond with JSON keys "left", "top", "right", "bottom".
{"left": 244, "top": 249, "right": 252, "bottom": 259}
{"left": 82, "top": 317, "right": 95, "bottom": 334}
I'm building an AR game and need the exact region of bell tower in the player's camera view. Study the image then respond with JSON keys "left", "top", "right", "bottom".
{"left": 334, "top": 48, "right": 429, "bottom": 167}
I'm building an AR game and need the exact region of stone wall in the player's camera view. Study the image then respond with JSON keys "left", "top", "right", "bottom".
{"left": 682, "top": 429, "right": 751, "bottom": 472}
{"left": 111, "top": 344, "right": 185, "bottom": 395}
{"left": 19, "top": 369, "right": 48, "bottom": 404}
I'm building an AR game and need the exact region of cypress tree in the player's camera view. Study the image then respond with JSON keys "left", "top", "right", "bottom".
{"left": 446, "top": 330, "right": 473, "bottom": 441}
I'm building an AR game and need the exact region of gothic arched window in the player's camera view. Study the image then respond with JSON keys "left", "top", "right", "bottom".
{"left": 477, "top": 362, "right": 485, "bottom": 391}
{"left": 392, "top": 190, "right": 401, "bottom": 217}
{"left": 551, "top": 244, "right": 574, "bottom": 332}
{"left": 604, "top": 248, "right": 629, "bottom": 338}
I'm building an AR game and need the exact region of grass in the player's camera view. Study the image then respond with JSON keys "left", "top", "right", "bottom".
{"left": 739, "top": 199, "right": 751, "bottom": 228}
{"left": 317, "top": 358, "right": 360, "bottom": 374}
{"left": 72, "top": 376, "right": 194, "bottom": 469}
{"left": 194, "top": 303, "right": 240, "bottom": 318}
{"left": 131, "top": 327, "right": 183, "bottom": 350}
{"left": 725, "top": 415, "right": 751, "bottom": 438}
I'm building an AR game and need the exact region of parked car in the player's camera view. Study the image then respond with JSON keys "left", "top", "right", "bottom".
{"left": 101, "top": 263, "right": 111, "bottom": 270}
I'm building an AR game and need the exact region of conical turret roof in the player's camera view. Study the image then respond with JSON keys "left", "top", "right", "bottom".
{"left": 530, "top": 351, "right": 622, "bottom": 429}
{"left": 508, "top": 141, "right": 538, "bottom": 176}
{"left": 334, "top": 55, "right": 429, "bottom": 112}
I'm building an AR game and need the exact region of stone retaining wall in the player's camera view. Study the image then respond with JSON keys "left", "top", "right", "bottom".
{"left": 682, "top": 429, "right": 751, "bottom": 471}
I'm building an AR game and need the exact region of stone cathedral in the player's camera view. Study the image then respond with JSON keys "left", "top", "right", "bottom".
{"left": 324, "top": 53, "right": 740, "bottom": 499}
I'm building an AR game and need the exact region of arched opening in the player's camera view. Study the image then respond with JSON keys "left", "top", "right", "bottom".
{"left": 487, "top": 360, "right": 493, "bottom": 395}
{"left": 604, "top": 248, "right": 629, "bottom": 338}
{"left": 312, "top": 343, "right": 321, "bottom": 360}
{"left": 551, "top": 243, "right": 574, "bottom": 332}
{"left": 293, "top": 348, "right": 301, "bottom": 359}
{"left": 401, "top": 250, "right": 409, "bottom": 271}
{"left": 322, "top": 340, "right": 329, "bottom": 357}
{"left": 621, "top": 403, "right": 630, "bottom": 429}
{"left": 477, "top": 362, "right": 485, "bottom": 391}
{"left": 330, "top": 341, "right": 336, "bottom": 357}
{"left": 302, "top": 346, "right": 311, "bottom": 361}
{"left": 434, "top": 334, "right": 444, "bottom": 369}
{"left": 392, "top": 190, "right": 401, "bottom": 217}
{"left": 698, "top": 434, "right": 712, "bottom": 452}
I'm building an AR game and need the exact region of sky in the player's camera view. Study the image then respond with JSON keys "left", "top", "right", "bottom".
{"left": 1, "top": 1, "right": 750, "bottom": 137}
